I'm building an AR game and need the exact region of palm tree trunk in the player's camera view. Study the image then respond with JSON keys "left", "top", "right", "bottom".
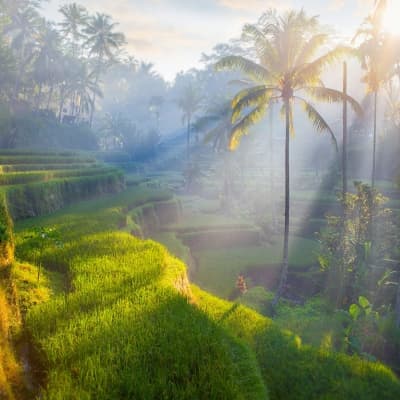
{"left": 186, "top": 115, "right": 191, "bottom": 161}
{"left": 89, "top": 89, "right": 97, "bottom": 127}
{"left": 13, "top": 51, "right": 24, "bottom": 102}
{"left": 47, "top": 83, "right": 54, "bottom": 110}
{"left": 269, "top": 104, "right": 276, "bottom": 228}
{"left": 90, "top": 54, "right": 103, "bottom": 127}
{"left": 35, "top": 82, "right": 43, "bottom": 111}
{"left": 223, "top": 151, "right": 231, "bottom": 208}
{"left": 58, "top": 86, "right": 65, "bottom": 123}
{"left": 372, "top": 90, "right": 378, "bottom": 188}
{"left": 272, "top": 99, "right": 290, "bottom": 308}
{"left": 342, "top": 62, "right": 348, "bottom": 198}
{"left": 396, "top": 272, "right": 400, "bottom": 328}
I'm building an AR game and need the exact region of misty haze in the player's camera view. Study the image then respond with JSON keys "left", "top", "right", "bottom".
{"left": 0, "top": 0, "right": 400, "bottom": 399}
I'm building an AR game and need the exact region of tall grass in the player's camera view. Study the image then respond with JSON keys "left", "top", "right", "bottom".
{"left": 193, "top": 286, "right": 400, "bottom": 400}
{"left": 14, "top": 186, "right": 400, "bottom": 400}
{"left": 17, "top": 188, "right": 267, "bottom": 399}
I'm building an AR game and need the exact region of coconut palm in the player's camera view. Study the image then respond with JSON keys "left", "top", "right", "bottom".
{"left": 193, "top": 100, "right": 234, "bottom": 201}
{"left": 0, "top": 18, "right": 15, "bottom": 100}
{"left": 177, "top": 84, "right": 203, "bottom": 160}
{"left": 72, "top": 63, "right": 103, "bottom": 120}
{"left": 216, "top": 9, "right": 362, "bottom": 306}
{"left": 4, "top": 5, "right": 41, "bottom": 100}
{"left": 58, "top": 2, "right": 88, "bottom": 57}
{"left": 83, "top": 13, "right": 125, "bottom": 125}
{"left": 353, "top": 0, "right": 397, "bottom": 187}
{"left": 32, "top": 23, "right": 62, "bottom": 109}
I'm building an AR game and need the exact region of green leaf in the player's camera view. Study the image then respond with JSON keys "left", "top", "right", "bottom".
{"left": 358, "top": 296, "right": 370, "bottom": 309}
{"left": 349, "top": 303, "right": 361, "bottom": 320}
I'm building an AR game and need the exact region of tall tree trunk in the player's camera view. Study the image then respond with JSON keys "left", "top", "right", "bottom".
{"left": 35, "top": 82, "right": 43, "bottom": 111}
{"left": 13, "top": 41, "right": 27, "bottom": 103}
{"left": 272, "top": 99, "right": 290, "bottom": 308}
{"left": 47, "top": 84, "right": 54, "bottom": 110}
{"left": 396, "top": 272, "right": 400, "bottom": 328}
{"left": 71, "top": 91, "right": 77, "bottom": 116}
{"left": 90, "top": 54, "right": 103, "bottom": 127}
{"left": 89, "top": 88, "right": 97, "bottom": 127}
{"left": 269, "top": 104, "right": 276, "bottom": 229}
{"left": 222, "top": 151, "right": 231, "bottom": 208}
{"left": 342, "top": 62, "right": 348, "bottom": 199}
{"left": 186, "top": 114, "right": 191, "bottom": 161}
{"left": 372, "top": 90, "right": 378, "bottom": 188}
{"left": 58, "top": 86, "right": 65, "bottom": 123}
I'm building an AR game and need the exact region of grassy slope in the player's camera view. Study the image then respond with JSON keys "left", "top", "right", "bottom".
{"left": 14, "top": 186, "right": 400, "bottom": 399}
{"left": 16, "top": 187, "right": 267, "bottom": 400}
{"left": 0, "top": 261, "right": 55, "bottom": 400}
{"left": 0, "top": 280, "right": 23, "bottom": 400}
{"left": 193, "top": 286, "right": 400, "bottom": 400}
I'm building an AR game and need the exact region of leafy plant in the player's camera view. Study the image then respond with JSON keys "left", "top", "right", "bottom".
{"left": 318, "top": 182, "right": 395, "bottom": 308}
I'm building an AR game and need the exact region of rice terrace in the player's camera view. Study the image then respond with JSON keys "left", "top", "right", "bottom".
{"left": 1, "top": 0, "right": 400, "bottom": 399}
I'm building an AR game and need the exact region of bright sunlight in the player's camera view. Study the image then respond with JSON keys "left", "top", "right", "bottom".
{"left": 382, "top": 0, "right": 400, "bottom": 35}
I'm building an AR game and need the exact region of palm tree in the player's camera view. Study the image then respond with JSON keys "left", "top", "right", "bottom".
{"left": 149, "top": 95, "right": 164, "bottom": 132}
{"left": 177, "top": 84, "right": 203, "bottom": 160}
{"left": 83, "top": 13, "right": 125, "bottom": 125}
{"left": 72, "top": 63, "right": 103, "bottom": 120}
{"left": 353, "top": 0, "right": 397, "bottom": 187}
{"left": 58, "top": 2, "right": 88, "bottom": 57}
{"left": 4, "top": 5, "right": 41, "bottom": 101}
{"left": 0, "top": 20, "right": 15, "bottom": 101}
{"left": 216, "top": 9, "right": 362, "bottom": 307}
{"left": 194, "top": 100, "right": 234, "bottom": 202}
{"left": 32, "top": 23, "right": 61, "bottom": 109}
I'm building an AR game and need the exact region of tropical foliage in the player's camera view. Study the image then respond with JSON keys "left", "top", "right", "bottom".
{"left": 216, "top": 9, "right": 362, "bottom": 305}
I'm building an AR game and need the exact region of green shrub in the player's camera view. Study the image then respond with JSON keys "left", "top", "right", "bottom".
{"left": 6, "top": 172, "right": 125, "bottom": 220}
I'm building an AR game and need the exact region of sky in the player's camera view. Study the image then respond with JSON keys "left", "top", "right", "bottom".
{"left": 41, "top": 0, "right": 375, "bottom": 81}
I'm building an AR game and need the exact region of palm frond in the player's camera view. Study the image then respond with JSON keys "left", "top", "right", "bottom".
{"left": 305, "top": 87, "right": 363, "bottom": 117}
{"left": 295, "top": 34, "right": 329, "bottom": 66}
{"left": 229, "top": 105, "right": 267, "bottom": 150}
{"left": 231, "top": 86, "right": 275, "bottom": 123}
{"left": 215, "top": 56, "right": 270, "bottom": 82}
{"left": 231, "top": 85, "right": 266, "bottom": 108}
{"left": 242, "top": 23, "right": 279, "bottom": 71}
{"left": 228, "top": 79, "right": 252, "bottom": 86}
{"left": 294, "top": 46, "right": 350, "bottom": 86}
{"left": 295, "top": 96, "right": 338, "bottom": 151}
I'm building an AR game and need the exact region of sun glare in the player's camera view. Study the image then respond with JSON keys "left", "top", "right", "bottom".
{"left": 382, "top": 0, "right": 400, "bottom": 35}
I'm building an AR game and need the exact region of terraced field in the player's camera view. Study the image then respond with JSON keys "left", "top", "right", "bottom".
{"left": 11, "top": 185, "right": 400, "bottom": 399}
{"left": 0, "top": 154, "right": 399, "bottom": 399}
{"left": 0, "top": 150, "right": 124, "bottom": 221}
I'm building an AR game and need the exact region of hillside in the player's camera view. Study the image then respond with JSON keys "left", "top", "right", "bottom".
{"left": 0, "top": 151, "right": 398, "bottom": 399}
